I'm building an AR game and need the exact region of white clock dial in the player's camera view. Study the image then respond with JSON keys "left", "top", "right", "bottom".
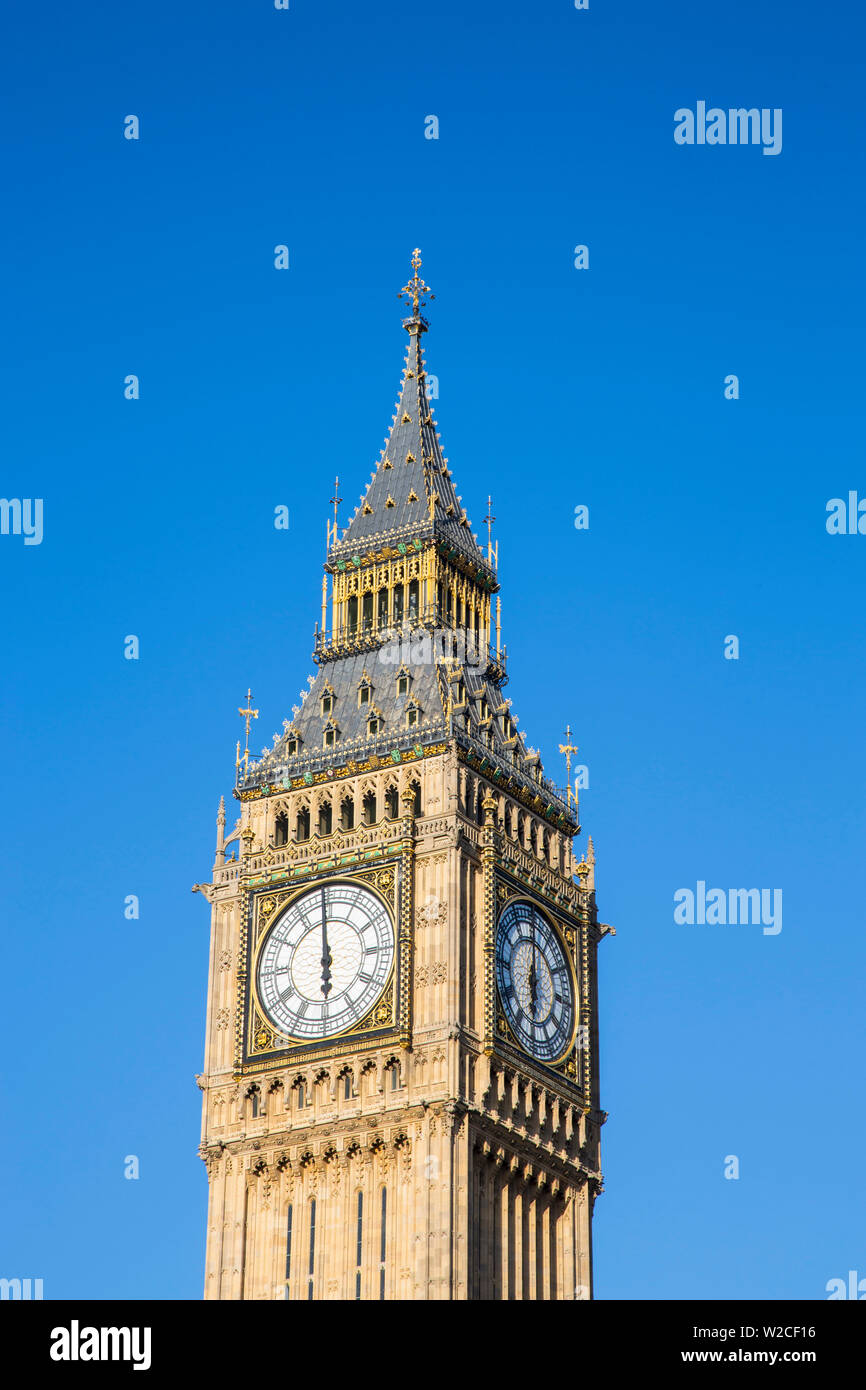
{"left": 495, "top": 899, "right": 576, "bottom": 1064}
{"left": 256, "top": 882, "right": 394, "bottom": 1042}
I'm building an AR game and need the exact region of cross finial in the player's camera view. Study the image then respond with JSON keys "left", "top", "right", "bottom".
{"left": 398, "top": 248, "right": 435, "bottom": 319}
{"left": 238, "top": 687, "right": 259, "bottom": 773}
{"left": 329, "top": 475, "right": 342, "bottom": 534}
{"left": 483, "top": 495, "right": 496, "bottom": 564}
{"left": 559, "top": 724, "right": 579, "bottom": 808}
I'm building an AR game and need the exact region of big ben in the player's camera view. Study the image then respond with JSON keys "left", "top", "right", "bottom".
{"left": 195, "top": 252, "right": 613, "bottom": 1300}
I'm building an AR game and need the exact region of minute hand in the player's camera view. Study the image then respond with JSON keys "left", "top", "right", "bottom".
{"left": 320, "top": 886, "right": 333, "bottom": 997}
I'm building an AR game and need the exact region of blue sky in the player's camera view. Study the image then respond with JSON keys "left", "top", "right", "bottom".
{"left": 1, "top": 0, "right": 864, "bottom": 1299}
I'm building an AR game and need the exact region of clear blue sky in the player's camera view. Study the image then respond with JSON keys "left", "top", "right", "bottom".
{"left": 1, "top": 0, "right": 863, "bottom": 1300}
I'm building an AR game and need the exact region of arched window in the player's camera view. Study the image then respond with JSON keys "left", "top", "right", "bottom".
{"left": 385, "top": 787, "right": 399, "bottom": 820}
{"left": 379, "top": 1188, "right": 387, "bottom": 1300}
{"left": 408, "top": 578, "right": 419, "bottom": 620}
{"left": 504, "top": 804, "right": 512, "bottom": 838}
{"left": 363, "top": 792, "right": 377, "bottom": 825}
{"left": 476, "top": 789, "right": 484, "bottom": 825}
{"left": 308, "top": 1198, "right": 316, "bottom": 1301}
{"left": 347, "top": 596, "right": 358, "bottom": 635}
{"left": 354, "top": 1191, "right": 363, "bottom": 1301}
{"left": 296, "top": 808, "right": 310, "bottom": 842}
{"left": 409, "top": 780, "right": 422, "bottom": 817}
{"left": 342, "top": 1072, "right": 353, "bottom": 1101}
{"left": 318, "top": 803, "right": 332, "bottom": 836}
{"left": 390, "top": 1064, "right": 400, "bottom": 1090}
{"left": 296, "top": 1082, "right": 306, "bottom": 1109}
{"left": 274, "top": 812, "right": 288, "bottom": 847}
{"left": 392, "top": 584, "right": 404, "bottom": 623}
{"left": 530, "top": 822, "right": 538, "bottom": 856}
{"left": 249, "top": 1087, "right": 260, "bottom": 1119}
{"left": 340, "top": 796, "right": 354, "bottom": 831}
{"left": 284, "top": 1203, "right": 293, "bottom": 1300}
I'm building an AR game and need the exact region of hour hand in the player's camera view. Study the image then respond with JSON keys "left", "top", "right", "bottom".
{"left": 321, "top": 946, "right": 333, "bottom": 997}
{"left": 528, "top": 958, "right": 538, "bottom": 1016}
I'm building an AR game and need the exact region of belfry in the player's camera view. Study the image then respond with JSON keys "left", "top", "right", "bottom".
{"left": 195, "top": 252, "right": 612, "bottom": 1300}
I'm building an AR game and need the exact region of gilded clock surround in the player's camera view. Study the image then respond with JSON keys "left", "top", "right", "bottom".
{"left": 195, "top": 254, "right": 612, "bottom": 1300}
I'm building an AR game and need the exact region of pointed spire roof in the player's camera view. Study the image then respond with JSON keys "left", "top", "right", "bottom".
{"left": 328, "top": 251, "right": 494, "bottom": 579}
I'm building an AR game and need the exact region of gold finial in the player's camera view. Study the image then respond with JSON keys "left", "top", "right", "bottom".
{"left": 559, "top": 724, "right": 579, "bottom": 809}
{"left": 398, "top": 248, "right": 435, "bottom": 319}
{"left": 238, "top": 687, "right": 259, "bottom": 773}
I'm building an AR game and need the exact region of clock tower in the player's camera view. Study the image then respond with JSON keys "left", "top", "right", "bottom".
{"left": 195, "top": 252, "right": 612, "bottom": 1300}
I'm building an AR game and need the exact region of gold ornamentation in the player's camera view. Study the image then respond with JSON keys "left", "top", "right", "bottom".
{"left": 237, "top": 688, "right": 259, "bottom": 776}
{"left": 558, "top": 725, "right": 578, "bottom": 810}
{"left": 398, "top": 248, "right": 434, "bottom": 318}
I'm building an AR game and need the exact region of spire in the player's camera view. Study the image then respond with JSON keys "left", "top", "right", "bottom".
{"left": 329, "top": 250, "right": 492, "bottom": 574}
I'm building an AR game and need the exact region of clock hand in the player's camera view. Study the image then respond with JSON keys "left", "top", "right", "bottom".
{"left": 528, "top": 914, "right": 538, "bottom": 1019}
{"left": 320, "top": 885, "right": 332, "bottom": 998}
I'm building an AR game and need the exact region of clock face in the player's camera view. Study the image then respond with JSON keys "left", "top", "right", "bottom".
{"left": 256, "top": 881, "right": 394, "bottom": 1043}
{"left": 495, "top": 900, "right": 576, "bottom": 1063}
